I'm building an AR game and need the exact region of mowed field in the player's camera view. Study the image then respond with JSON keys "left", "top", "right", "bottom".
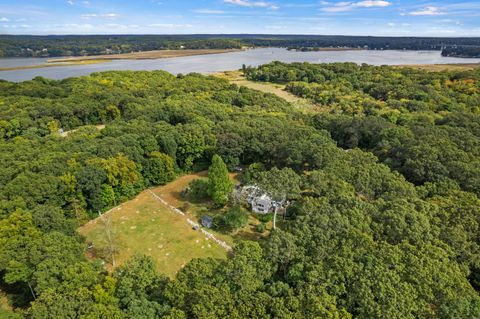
{"left": 397, "top": 63, "right": 480, "bottom": 71}
{"left": 215, "top": 70, "right": 320, "bottom": 112}
{"left": 78, "top": 173, "right": 231, "bottom": 278}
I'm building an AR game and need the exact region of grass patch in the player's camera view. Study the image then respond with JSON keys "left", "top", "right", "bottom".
{"left": 396, "top": 63, "right": 480, "bottom": 72}
{"left": 78, "top": 173, "right": 230, "bottom": 278}
{"left": 78, "top": 171, "right": 271, "bottom": 277}
{"left": 214, "top": 70, "right": 320, "bottom": 112}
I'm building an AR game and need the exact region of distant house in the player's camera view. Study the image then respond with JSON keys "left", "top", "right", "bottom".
{"left": 201, "top": 215, "right": 213, "bottom": 228}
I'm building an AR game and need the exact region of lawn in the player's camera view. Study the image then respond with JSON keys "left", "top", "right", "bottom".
{"left": 78, "top": 173, "right": 230, "bottom": 278}
{"left": 396, "top": 63, "right": 480, "bottom": 72}
{"left": 214, "top": 70, "right": 321, "bottom": 113}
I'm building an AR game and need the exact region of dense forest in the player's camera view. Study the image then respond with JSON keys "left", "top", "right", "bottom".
{"left": 2, "top": 34, "right": 480, "bottom": 57}
{"left": 442, "top": 45, "right": 480, "bottom": 58}
{"left": 0, "top": 62, "right": 480, "bottom": 318}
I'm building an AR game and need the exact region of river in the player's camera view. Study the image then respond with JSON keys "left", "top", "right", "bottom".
{"left": 1, "top": 48, "right": 479, "bottom": 82}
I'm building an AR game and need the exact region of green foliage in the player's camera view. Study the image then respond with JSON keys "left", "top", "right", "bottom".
{"left": 143, "top": 152, "right": 176, "bottom": 186}
{"left": 187, "top": 179, "right": 210, "bottom": 202}
{"left": 255, "top": 223, "right": 266, "bottom": 233}
{"left": 222, "top": 206, "right": 249, "bottom": 231}
{"left": 1, "top": 66, "right": 480, "bottom": 318}
{"left": 207, "top": 155, "right": 233, "bottom": 206}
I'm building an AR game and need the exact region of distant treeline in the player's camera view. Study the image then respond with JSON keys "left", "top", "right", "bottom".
{"left": 442, "top": 45, "right": 480, "bottom": 58}
{"left": 1, "top": 34, "right": 480, "bottom": 58}
{"left": 0, "top": 35, "right": 244, "bottom": 57}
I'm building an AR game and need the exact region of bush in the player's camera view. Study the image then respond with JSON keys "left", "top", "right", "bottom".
{"left": 255, "top": 213, "right": 273, "bottom": 223}
{"left": 222, "top": 206, "right": 249, "bottom": 231}
{"left": 256, "top": 223, "right": 266, "bottom": 233}
{"left": 187, "top": 179, "right": 209, "bottom": 202}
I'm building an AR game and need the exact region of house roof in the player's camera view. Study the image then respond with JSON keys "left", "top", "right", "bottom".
{"left": 201, "top": 215, "right": 213, "bottom": 223}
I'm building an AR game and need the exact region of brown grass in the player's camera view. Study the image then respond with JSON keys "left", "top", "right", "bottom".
{"left": 47, "top": 49, "right": 242, "bottom": 63}
{"left": 396, "top": 63, "right": 480, "bottom": 72}
{"left": 214, "top": 70, "right": 321, "bottom": 112}
{"left": 0, "top": 290, "right": 11, "bottom": 311}
{"left": 60, "top": 124, "right": 106, "bottom": 137}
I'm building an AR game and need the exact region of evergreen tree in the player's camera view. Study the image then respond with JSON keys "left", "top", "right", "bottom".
{"left": 207, "top": 155, "right": 233, "bottom": 206}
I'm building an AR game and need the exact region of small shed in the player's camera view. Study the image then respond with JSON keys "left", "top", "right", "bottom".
{"left": 201, "top": 215, "right": 213, "bottom": 228}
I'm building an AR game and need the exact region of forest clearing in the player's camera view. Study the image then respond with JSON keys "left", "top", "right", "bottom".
{"left": 78, "top": 172, "right": 233, "bottom": 277}
{"left": 215, "top": 70, "right": 320, "bottom": 112}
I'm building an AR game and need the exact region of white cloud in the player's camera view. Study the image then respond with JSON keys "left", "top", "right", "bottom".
{"left": 81, "top": 13, "right": 119, "bottom": 20}
{"left": 321, "top": 0, "right": 391, "bottom": 12}
{"left": 67, "top": 0, "right": 74, "bottom": 5}
{"left": 355, "top": 1, "right": 390, "bottom": 8}
{"left": 408, "top": 6, "right": 444, "bottom": 16}
{"left": 0, "top": 17, "right": 9, "bottom": 22}
{"left": 193, "top": 9, "right": 226, "bottom": 14}
{"left": 224, "top": 0, "right": 278, "bottom": 10}
{"left": 102, "top": 13, "right": 119, "bottom": 19}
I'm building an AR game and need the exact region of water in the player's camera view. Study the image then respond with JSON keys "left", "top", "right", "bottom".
{"left": 1, "top": 48, "right": 479, "bottom": 82}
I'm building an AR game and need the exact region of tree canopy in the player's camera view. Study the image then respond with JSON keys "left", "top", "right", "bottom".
{"left": 0, "top": 64, "right": 479, "bottom": 318}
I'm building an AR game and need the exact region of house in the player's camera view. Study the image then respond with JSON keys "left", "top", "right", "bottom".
{"left": 241, "top": 185, "right": 274, "bottom": 214}
{"left": 201, "top": 215, "right": 213, "bottom": 228}
{"left": 251, "top": 194, "right": 273, "bottom": 214}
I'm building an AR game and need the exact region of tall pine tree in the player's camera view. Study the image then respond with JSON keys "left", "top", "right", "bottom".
{"left": 207, "top": 155, "right": 233, "bottom": 206}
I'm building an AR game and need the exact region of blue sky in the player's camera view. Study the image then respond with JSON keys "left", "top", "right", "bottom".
{"left": 1, "top": 0, "right": 479, "bottom": 36}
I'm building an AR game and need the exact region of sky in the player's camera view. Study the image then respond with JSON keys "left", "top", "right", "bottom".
{"left": 0, "top": 0, "right": 479, "bottom": 36}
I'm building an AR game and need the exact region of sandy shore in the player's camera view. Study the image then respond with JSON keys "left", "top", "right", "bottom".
{"left": 46, "top": 49, "right": 242, "bottom": 63}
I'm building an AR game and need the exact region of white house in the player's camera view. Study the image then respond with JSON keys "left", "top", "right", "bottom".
{"left": 241, "top": 185, "right": 274, "bottom": 214}
{"left": 251, "top": 194, "right": 273, "bottom": 214}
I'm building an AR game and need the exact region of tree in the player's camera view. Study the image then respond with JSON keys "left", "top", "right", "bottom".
{"left": 255, "top": 167, "right": 302, "bottom": 229}
{"left": 100, "top": 214, "right": 117, "bottom": 267}
{"left": 207, "top": 155, "right": 233, "bottom": 206}
{"left": 0, "top": 210, "right": 42, "bottom": 301}
{"left": 143, "top": 151, "right": 175, "bottom": 186}
{"left": 113, "top": 255, "right": 169, "bottom": 318}
{"left": 222, "top": 206, "right": 249, "bottom": 232}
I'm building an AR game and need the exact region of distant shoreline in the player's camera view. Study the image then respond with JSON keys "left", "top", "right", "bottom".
{"left": 0, "top": 49, "right": 244, "bottom": 72}
{"left": 0, "top": 59, "right": 111, "bottom": 71}
{"left": 46, "top": 49, "right": 243, "bottom": 63}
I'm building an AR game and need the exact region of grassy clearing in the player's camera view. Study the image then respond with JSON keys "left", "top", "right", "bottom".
{"left": 78, "top": 173, "right": 230, "bottom": 278}
{"left": 0, "top": 290, "right": 16, "bottom": 318}
{"left": 60, "top": 124, "right": 106, "bottom": 137}
{"left": 396, "top": 63, "right": 480, "bottom": 72}
{"left": 48, "top": 49, "right": 241, "bottom": 63}
{"left": 215, "top": 70, "right": 320, "bottom": 112}
{"left": 0, "top": 290, "right": 10, "bottom": 311}
{"left": 149, "top": 172, "right": 269, "bottom": 241}
{"left": 78, "top": 171, "right": 271, "bottom": 277}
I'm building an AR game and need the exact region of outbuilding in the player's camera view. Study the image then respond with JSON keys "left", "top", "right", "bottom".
{"left": 201, "top": 215, "right": 214, "bottom": 228}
